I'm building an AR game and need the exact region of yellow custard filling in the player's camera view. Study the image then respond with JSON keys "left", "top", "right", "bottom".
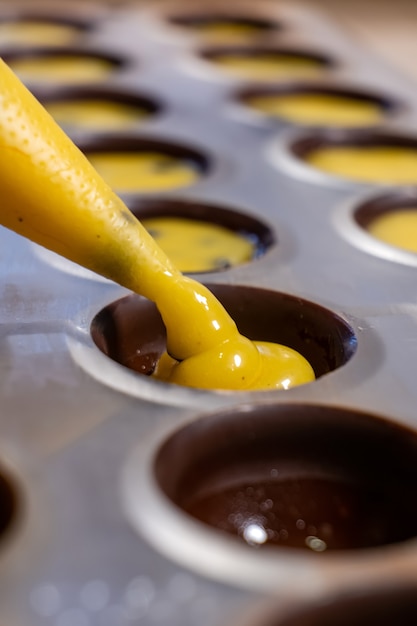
{"left": 142, "top": 216, "right": 255, "bottom": 272}
{"left": 86, "top": 152, "right": 200, "bottom": 193}
{"left": 0, "top": 59, "right": 315, "bottom": 391}
{"left": 246, "top": 93, "right": 384, "bottom": 127}
{"left": 8, "top": 55, "right": 115, "bottom": 83}
{"left": 0, "top": 21, "right": 82, "bottom": 46}
{"left": 210, "top": 53, "right": 325, "bottom": 80}
{"left": 306, "top": 146, "right": 417, "bottom": 184}
{"left": 367, "top": 209, "right": 417, "bottom": 253}
{"left": 184, "top": 21, "right": 268, "bottom": 43}
{"left": 45, "top": 99, "right": 151, "bottom": 131}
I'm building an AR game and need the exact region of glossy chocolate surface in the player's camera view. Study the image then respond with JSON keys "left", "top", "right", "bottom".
{"left": 155, "top": 404, "right": 417, "bottom": 551}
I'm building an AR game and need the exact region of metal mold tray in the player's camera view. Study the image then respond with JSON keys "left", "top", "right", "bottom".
{"left": 0, "top": 1, "right": 417, "bottom": 625}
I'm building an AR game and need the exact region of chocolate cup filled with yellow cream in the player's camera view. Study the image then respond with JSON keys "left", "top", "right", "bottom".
{"left": 0, "top": 13, "right": 92, "bottom": 47}
{"left": 91, "top": 284, "right": 356, "bottom": 391}
{"left": 199, "top": 46, "right": 334, "bottom": 81}
{"left": 167, "top": 13, "right": 279, "bottom": 44}
{"left": 2, "top": 46, "right": 127, "bottom": 84}
{"left": 236, "top": 84, "right": 401, "bottom": 129}
{"left": 35, "top": 85, "right": 162, "bottom": 133}
{"left": 128, "top": 197, "right": 274, "bottom": 273}
{"left": 289, "top": 129, "right": 417, "bottom": 185}
{"left": 76, "top": 136, "right": 210, "bottom": 194}
{"left": 355, "top": 190, "right": 417, "bottom": 254}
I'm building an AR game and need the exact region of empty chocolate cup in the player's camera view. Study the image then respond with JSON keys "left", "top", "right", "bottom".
{"left": 2, "top": 47, "right": 128, "bottom": 85}
{"left": 76, "top": 136, "right": 210, "bottom": 194}
{"left": 197, "top": 46, "right": 334, "bottom": 82}
{"left": 123, "top": 403, "right": 417, "bottom": 590}
{"left": 155, "top": 403, "right": 417, "bottom": 552}
{"left": 33, "top": 85, "right": 162, "bottom": 132}
{"left": 234, "top": 83, "right": 402, "bottom": 129}
{"left": 243, "top": 586, "right": 417, "bottom": 626}
{"left": 280, "top": 128, "right": 417, "bottom": 187}
{"left": 126, "top": 197, "right": 275, "bottom": 273}
{"left": 91, "top": 284, "right": 355, "bottom": 383}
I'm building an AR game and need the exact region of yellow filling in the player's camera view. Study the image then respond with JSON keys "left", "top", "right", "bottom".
{"left": 0, "top": 21, "right": 81, "bottom": 46}
{"left": 45, "top": 99, "right": 150, "bottom": 131}
{"left": 246, "top": 93, "right": 384, "bottom": 127}
{"left": 8, "top": 55, "right": 115, "bottom": 83}
{"left": 141, "top": 216, "right": 255, "bottom": 272}
{"left": 306, "top": 146, "right": 417, "bottom": 184}
{"left": 0, "top": 59, "right": 315, "bottom": 392}
{"left": 367, "top": 209, "right": 417, "bottom": 253}
{"left": 211, "top": 53, "right": 324, "bottom": 80}
{"left": 185, "top": 21, "right": 267, "bottom": 43}
{"left": 86, "top": 152, "right": 200, "bottom": 193}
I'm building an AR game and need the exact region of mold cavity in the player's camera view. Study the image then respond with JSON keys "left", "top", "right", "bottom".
{"left": 168, "top": 14, "right": 279, "bottom": 44}
{"left": 155, "top": 404, "right": 417, "bottom": 552}
{"left": 2, "top": 47, "right": 126, "bottom": 84}
{"left": 290, "top": 129, "right": 417, "bottom": 185}
{"left": 77, "top": 137, "right": 209, "bottom": 193}
{"left": 0, "top": 14, "right": 91, "bottom": 46}
{"left": 237, "top": 84, "right": 400, "bottom": 128}
{"left": 355, "top": 190, "right": 417, "bottom": 254}
{"left": 35, "top": 86, "right": 161, "bottom": 132}
{"left": 126, "top": 197, "right": 274, "bottom": 273}
{"left": 0, "top": 465, "right": 20, "bottom": 546}
{"left": 200, "top": 47, "right": 333, "bottom": 81}
{"left": 90, "top": 285, "right": 356, "bottom": 386}
{"left": 260, "top": 587, "right": 417, "bottom": 626}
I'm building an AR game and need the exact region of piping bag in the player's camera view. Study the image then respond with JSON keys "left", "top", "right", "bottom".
{"left": 0, "top": 59, "right": 314, "bottom": 390}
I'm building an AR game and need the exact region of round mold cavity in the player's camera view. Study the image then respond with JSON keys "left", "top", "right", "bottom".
{"left": 123, "top": 403, "right": 417, "bottom": 591}
{"left": 242, "top": 586, "right": 417, "bottom": 626}
{"left": 90, "top": 284, "right": 356, "bottom": 390}
{"left": 76, "top": 135, "right": 211, "bottom": 195}
{"left": 273, "top": 128, "right": 417, "bottom": 189}
{"left": 1, "top": 46, "right": 128, "bottom": 85}
{"left": 194, "top": 46, "right": 335, "bottom": 83}
{"left": 126, "top": 197, "right": 275, "bottom": 273}
{"left": 233, "top": 83, "right": 403, "bottom": 130}
{"left": 334, "top": 189, "right": 417, "bottom": 267}
{"left": 167, "top": 12, "right": 280, "bottom": 43}
{"left": 0, "top": 12, "right": 93, "bottom": 47}
{"left": 0, "top": 461, "right": 22, "bottom": 551}
{"left": 33, "top": 85, "right": 163, "bottom": 132}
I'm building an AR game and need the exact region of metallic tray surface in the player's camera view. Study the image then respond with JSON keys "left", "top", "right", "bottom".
{"left": 0, "top": 1, "right": 417, "bottom": 624}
